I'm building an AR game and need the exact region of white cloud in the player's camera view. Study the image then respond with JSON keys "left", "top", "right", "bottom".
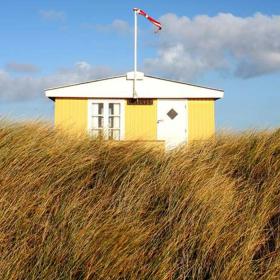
{"left": 3, "top": 13, "right": 279, "bottom": 102}
{"left": 93, "top": 19, "right": 131, "bottom": 35}
{"left": 0, "top": 62, "right": 116, "bottom": 101}
{"left": 5, "top": 62, "right": 40, "bottom": 73}
{"left": 39, "top": 10, "right": 66, "bottom": 22}
{"left": 145, "top": 13, "right": 280, "bottom": 80}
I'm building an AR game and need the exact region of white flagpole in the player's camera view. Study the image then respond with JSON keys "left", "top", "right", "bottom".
{"left": 133, "top": 9, "right": 137, "bottom": 99}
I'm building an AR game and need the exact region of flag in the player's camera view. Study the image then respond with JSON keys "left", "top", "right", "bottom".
{"left": 133, "top": 8, "right": 162, "bottom": 31}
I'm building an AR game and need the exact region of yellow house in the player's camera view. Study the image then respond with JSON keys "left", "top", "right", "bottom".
{"left": 45, "top": 71, "right": 224, "bottom": 148}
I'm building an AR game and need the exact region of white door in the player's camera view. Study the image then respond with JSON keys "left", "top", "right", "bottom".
{"left": 157, "top": 99, "right": 187, "bottom": 148}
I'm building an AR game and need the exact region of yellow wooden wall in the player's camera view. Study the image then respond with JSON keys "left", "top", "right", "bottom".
{"left": 53, "top": 98, "right": 216, "bottom": 142}
{"left": 54, "top": 98, "right": 88, "bottom": 134}
{"left": 188, "top": 99, "right": 215, "bottom": 142}
{"left": 125, "top": 100, "right": 157, "bottom": 140}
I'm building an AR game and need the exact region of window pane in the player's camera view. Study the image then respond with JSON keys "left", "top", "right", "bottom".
{"left": 109, "top": 103, "right": 120, "bottom": 115}
{"left": 92, "top": 117, "right": 103, "bottom": 128}
{"left": 113, "top": 130, "right": 120, "bottom": 140}
{"left": 92, "top": 103, "right": 98, "bottom": 115}
{"left": 108, "top": 129, "right": 120, "bottom": 140}
{"left": 91, "top": 129, "right": 103, "bottom": 138}
{"left": 92, "top": 103, "right": 103, "bottom": 115}
{"left": 109, "top": 116, "right": 120, "bottom": 129}
{"left": 98, "top": 103, "right": 104, "bottom": 115}
{"left": 109, "top": 103, "right": 113, "bottom": 115}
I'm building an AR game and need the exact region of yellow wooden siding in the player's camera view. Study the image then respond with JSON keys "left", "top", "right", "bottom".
{"left": 188, "top": 99, "right": 215, "bottom": 142}
{"left": 54, "top": 98, "right": 88, "bottom": 134}
{"left": 125, "top": 100, "right": 157, "bottom": 140}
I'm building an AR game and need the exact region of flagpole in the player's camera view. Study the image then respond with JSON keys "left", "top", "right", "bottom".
{"left": 133, "top": 9, "right": 137, "bottom": 99}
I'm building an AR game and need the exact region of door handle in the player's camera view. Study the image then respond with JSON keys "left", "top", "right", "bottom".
{"left": 157, "top": 119, "right": 164, "bottom": 124}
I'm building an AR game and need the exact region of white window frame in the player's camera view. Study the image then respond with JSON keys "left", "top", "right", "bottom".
{"left": 88, "top": 99, "right": 125, "bottom": 140}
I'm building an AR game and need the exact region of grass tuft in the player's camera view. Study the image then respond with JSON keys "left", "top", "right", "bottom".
{"left": 0, "top": 121, "right": 280, "bottom": 279}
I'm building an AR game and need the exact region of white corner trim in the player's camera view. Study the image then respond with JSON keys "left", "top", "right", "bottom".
{"left": 186, "top": 101, "right": 189, "bottom": 143}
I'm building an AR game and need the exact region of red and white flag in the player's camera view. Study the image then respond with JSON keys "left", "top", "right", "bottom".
{"left": 133, "top": 8, "right": 162, "bottom": 31}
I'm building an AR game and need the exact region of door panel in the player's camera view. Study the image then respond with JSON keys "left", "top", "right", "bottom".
{"left": 157, "top": 99, "right": 187, "bottom": 148}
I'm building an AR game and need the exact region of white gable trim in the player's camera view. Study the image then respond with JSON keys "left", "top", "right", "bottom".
{"left": 45, "top": 74, "right": 224, "bottom": 99}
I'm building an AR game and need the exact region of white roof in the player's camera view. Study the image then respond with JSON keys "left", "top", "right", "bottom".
{"left": 45, "top": 72, "right": 224, "bottom": 99}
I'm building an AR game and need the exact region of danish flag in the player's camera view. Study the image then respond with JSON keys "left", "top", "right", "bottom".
{"left": 133, "top": 8, "right": 162, "bottom": 31}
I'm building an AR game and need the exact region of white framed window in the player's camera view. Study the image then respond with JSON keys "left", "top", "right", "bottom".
{"left": 88, "top": 100, "right": 125, "bottom": 140}
{"left": 91, "top": 103, "right": 104, "bottom": 138}
{"left": 108, "top": 103, "right": 121, "bottom": 140}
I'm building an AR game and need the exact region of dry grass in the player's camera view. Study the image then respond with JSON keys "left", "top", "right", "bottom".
{"left": 0, "top": 121, "right": 280, "bottom": 279}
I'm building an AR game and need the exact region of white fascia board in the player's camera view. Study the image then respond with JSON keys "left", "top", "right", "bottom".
{"left": 45, "top": 76, "right": 224, "bottom": 99}
{"left": 136, "top": 77, "right": 224, "bottom": 99}
{"left": 45, "top": 77, "right": 133, "bottom": 99}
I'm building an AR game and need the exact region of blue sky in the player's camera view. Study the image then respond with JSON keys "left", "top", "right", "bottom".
{"left": 0, "top": 0, "right": 280, "bottom": 130}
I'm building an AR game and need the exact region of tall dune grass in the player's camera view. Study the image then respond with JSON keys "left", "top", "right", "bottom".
{"left": 0, "top": 121, "right": 280, "bottom": 279}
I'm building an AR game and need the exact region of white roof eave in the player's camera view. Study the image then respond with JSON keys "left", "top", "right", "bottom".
{"left": 45, "top": 74, "right": 224, "bottom": 100}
